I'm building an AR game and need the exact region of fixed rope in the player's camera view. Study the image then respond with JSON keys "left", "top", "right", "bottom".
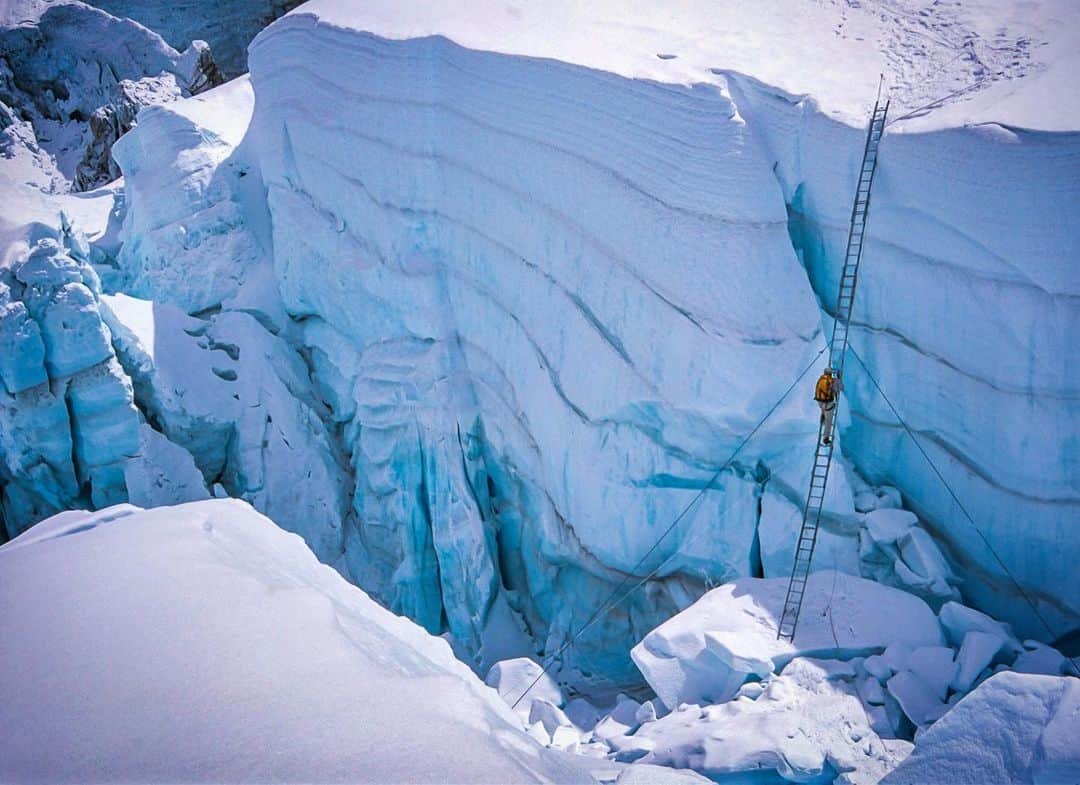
{"left": 847, "top": 344, "right": 1080, "bottom": 678}
{"left": 509, "top": 344, "right": 827, "bottom": 709}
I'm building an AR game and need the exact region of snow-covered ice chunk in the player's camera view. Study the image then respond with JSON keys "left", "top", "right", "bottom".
{"left": 864, "top": 654, "right": 894, "bottom": 681}
{"left": 951, "top": 630, "right": 1007, "bottom": 693}
{"left": 1012, "top": 640, "right": 1072, "bottom": 677}
{"left": 529, "top": 698, "right": 573, "bottom": 737}
{"left": 882, "top": 672, "right": 1080, "bottom": 784}
{"left": 938, "top": 601, "right": 1022, "bottom": 655}
{"left": 486, "top": 657, "right": 565, "bottom": 715}
{"left": 905, "top": 646, "right": 956, "bottom": 701}
{"left": 857, "top": 674, "right": 886, "bottom": 707}
{"left": 634, "top": 700, "right": 659, "bottom": 724}
{"left": 565, "top": 697, "right": 603, "bottom": 732}
{"left": 896, "top": 528, "right": 955, "bottom": 595}
{"left": 886, "top": 670, "right": 948, "bottom": 729}
{"left": 631, "top": 571, "right": 942, "bottom": 708}
{"left": 859, "top": 510, "right": 960, "bottom": 607}
{"left": 854, "top": 485, "right": 903, "bottom": 514}
{"left": 549, "top": 724, "right": 582, "bottom": 752}
{"left": 593, "top": 695, "right": 644, "bottom": 743}
{"left": 863, "top": 509, "right": 917, "bottom": 545}
{"left": 0, "top": 500, "right": 592, "bottom": 783}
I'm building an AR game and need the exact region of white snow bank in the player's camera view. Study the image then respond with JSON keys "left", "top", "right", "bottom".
{"left": 631, "top": 570, "right": 942, "bottom": 709}
{"left": 881, "top": 672, "right": 1080, "bottom": 784}
{"left": 0, "top": 499, "right": 593, "bottom": 784}
{"left": 285, "top": 0, "right": 1078, "bottom": 131}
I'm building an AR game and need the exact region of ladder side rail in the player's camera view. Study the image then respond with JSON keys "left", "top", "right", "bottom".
{"left": 830, "top": 101, "right": 889, "bottom": 377}
{"left": 779, "top": 433, "right": 835, "bottom": 640}
{"left": 779, "top": 99, "right": 889, "bottom": 643}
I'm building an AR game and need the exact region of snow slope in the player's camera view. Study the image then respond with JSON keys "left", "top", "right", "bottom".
{"left": 0, "top": 499, "right": 593, "bottom": 784}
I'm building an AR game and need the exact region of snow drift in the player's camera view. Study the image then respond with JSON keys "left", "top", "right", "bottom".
{"left": 0, "top": 499, "right": 592, "bottom": 784}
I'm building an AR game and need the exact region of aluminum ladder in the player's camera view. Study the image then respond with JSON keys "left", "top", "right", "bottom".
{"left": 777, "top": 97, "right": 890, "bottom": 643}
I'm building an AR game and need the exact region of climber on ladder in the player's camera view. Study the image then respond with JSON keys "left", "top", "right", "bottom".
{"left": 814, "top": 368, "right": 842, "bottom": 445}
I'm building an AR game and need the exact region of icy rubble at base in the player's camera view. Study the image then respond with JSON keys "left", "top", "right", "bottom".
{"left": 487, "top": 573, "right": 1074, "bottom": 784}
{"left": 631, "top": 659, "right": 914, "bottom": 785}
{"left": 0, "top": 500, "right": 593, "bottom": 784}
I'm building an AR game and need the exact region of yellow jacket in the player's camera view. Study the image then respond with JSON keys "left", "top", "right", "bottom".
{"left": 815, "top": 374, "right": 836, "bottom": 403}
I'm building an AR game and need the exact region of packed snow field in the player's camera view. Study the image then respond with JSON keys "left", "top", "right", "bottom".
{"left": 0, "top": 0, "right": 1077, "bottom": 783}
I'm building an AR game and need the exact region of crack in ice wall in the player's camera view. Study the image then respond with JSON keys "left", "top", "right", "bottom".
{"left": 727, "top": 74, "right": 1080, "bottom": 639}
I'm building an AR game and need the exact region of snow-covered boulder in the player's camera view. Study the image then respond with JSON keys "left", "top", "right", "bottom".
{"left": 881, "top": 672, "right": 1080, "bottom": 784}
{"left": 938, "top": 601, "right": 1023, "bottom": 656}
{"left": 631, "top": 571, "right": 943, "bottom": 709}
{"left": 0, "top": 500, "right": 593, "bottom": 784}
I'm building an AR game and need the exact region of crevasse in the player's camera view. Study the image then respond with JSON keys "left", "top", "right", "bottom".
{"left": 3, "top": 7, "right": 1075, "bottom": 689}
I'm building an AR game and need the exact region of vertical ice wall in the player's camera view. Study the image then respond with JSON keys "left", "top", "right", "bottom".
{"left": 245, "top": 22, "right": 842, "bottom": 683}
